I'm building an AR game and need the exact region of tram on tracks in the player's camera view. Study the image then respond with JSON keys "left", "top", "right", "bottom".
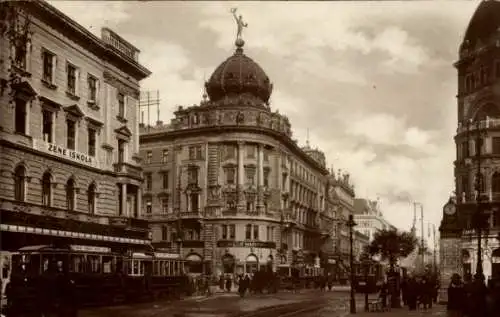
{"left": 3, "top": 244, "right": 189, "bottom": 317}
{"left": 352, "top": 261, "right": 385, "bottom": 293}
{"left": 277, "top": 265, "right": 324, "bottom": 289}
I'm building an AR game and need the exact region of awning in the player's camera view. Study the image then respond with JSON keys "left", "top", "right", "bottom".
{"left": 186, "top": 253, "right": 202, "bottom": 262}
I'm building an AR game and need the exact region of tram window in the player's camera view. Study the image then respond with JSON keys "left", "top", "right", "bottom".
{"left": 116, "top": 257, "right": 124, "bottom": 273}
{"left": 87, "top": 255, "right": 101, "bottom": 273}
{"left": 70, "top": 254, "right": 85, "bottom": 273}
{"left": 167, "top": 261, "right": 171, "bottom": 276}
{"left": 102, "top": 256, "right": 114, "bottom": 273}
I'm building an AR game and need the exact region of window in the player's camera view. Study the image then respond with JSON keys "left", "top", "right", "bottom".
{"left": 245, "top": 224, "right": 252, "bottom": 240}
{"left": 253, "top": 225, "right": 259, "bottom": 240}
{"left": 229, "top": 225, "right": 235, "bottom": 239}
{"left": 118, "top": 140, "right": 126, "bottom": 163}
{"left": 118, "top": 93, "right": 125, "bottom": 117}
{"left": 162, "top": 198, "right": 169, "bottom": 213}
{"left": 190, "top": 193, "right": 199, "bottom": 212}
{"left": 189, "top": 145, "right": 202, "bottom": 160}
{"left": 264, "top": 149, "right": 269, "bottom": 162}
{"left": 14, "top": 99, "right": 27, "bottom": 134}
{"left": 162, "top": 226, "right": 168, "bottom": 241}
{"left": 162, "top": 172, "right": 169, "bottom": 189}
{"left": 42, "top": 110, "right": 53, "bottom": 143}
{"left": 67, "top": 120, "right": 76, "bottom": 150}
{"left": 42, "top": 50, "right": 55, "bottom": 84}
{"left": 245, "top": 168, "right": 255, "bottom": 186}
{"left": 14, "top": 165, "right": 26, "bottom": 201}
{"left": 264, "top": 169, "right": 270, "bottom": 187}
{"left": 145, "top": 173, "right": 152, "bottom": 191}
{"left": 188, "top": 168, "right": 198, "bottom": 185}
{"left": 225, "top": 167, "right": 236, "bottom": 184}
{"left": 146, "top": 151, "right": 152, "bottom": 164}
{"left": 87, "top": 75, "right": 98, "bottom": 103}
{"left": 282, "top": 173, "right": 288, "bottom": 190}
{"left": 146, "top": 200, "right": 152, "bottom": 214}
{"left": 66, "top": 179, "right": 75, "bottom": 211}
{"left": 162, "top": 149, "right": 169, "bottom": 163}
{"left": 246, "top": 200, "right": 255, "bottom": 212}
{"left": 67, "top": 63, "right": 77, "bottom": 95}
{"left": 41, "top": 172, "right": 51, "bottom": 206}
{"left": 493, "top": 137, "right": 500, "bottom": 154}
{"left": 88, "top": 128, "right": 96, "bottom": 156}
{"left": 12, "top": 42, "right": 28, "bottom": 70}
{"left": 224, "top": 145, "right": 236, "bottom": 160}
{"left": 492, "top": 172, "right": 500, "bottom": 194}
{"left": 267, "top": 226, "right": 274, "bottom": 241}
{"left": 247, "top": 145, "right": 256, "bottom": 158}
{"left": 88, "top": 183, "right": 96, "bottom": 214}
{"left": 226, "top": 193, "right": 236, "bottom": 210}
{"left": 222, "top": 225, "right": 228, "bottom": 239}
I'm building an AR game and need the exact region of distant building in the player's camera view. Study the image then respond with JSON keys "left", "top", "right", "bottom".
{"left": 139, "top": 36, "right": 351, "bottom": 277}
{"left": 0, "top": 0, "right": 151, "bottom": 257}
{"left": 440, "top": 0, "right": 500, "bottom": 300}
{"left": 353, "top": 198, "right": 395, "bottom": 242}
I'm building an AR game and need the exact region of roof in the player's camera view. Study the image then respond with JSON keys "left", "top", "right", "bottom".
{"left": 462, "top": 0, "right": 500, "bottom": 49}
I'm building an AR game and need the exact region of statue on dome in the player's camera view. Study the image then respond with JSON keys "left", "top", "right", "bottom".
{"left": 230, "top": 8, "right": 247, "bottom": 41}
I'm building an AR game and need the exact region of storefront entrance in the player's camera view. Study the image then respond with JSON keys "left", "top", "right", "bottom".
{"left": 186, "top": 253, "right": 203, "bottom": 274}
{"left": 245, "top": 254, "right": 258, "bottom": 273}
{"left": 222, "top": 254, "right": 235, "bottom": 274}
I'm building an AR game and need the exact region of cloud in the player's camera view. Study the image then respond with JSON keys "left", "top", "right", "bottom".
{"left": 47, "top": 1, "right": 477, "bottom": 233}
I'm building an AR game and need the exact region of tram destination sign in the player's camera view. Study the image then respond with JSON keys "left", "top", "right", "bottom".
{"left": 217, "top": 240, "right": 276, "bottom": 249}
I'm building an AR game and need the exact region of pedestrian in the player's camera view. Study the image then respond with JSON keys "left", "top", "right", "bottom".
{"left": 219, "top": 274, "right": 224, "bottom": 291}
{"left": 447, "top": 273, "right": 465, "bottom": 317}
{"left": 400, "top": 277, "right": 408, "bottom": 306}
{"left": 406, "top": 276, "right": 418, "bottom": 311}
{"left": 420, "top": 277, "right": 432, "bottom": 310}
{"left": 225, "top": 275, "right": 232, "bottom": 292}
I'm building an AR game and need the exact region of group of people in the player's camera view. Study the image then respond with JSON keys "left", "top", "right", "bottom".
{"left": 400, "top": 275, "right": 439, "bottom": 310}
{"left": 446, "top": 273, "right": 500, "bottom": 317}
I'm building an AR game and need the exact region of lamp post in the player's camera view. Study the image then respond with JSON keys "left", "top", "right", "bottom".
{"left": 362, "top": 257, "right": 370, "bottom": 312}
{"left": 347, "top": 214, "right": 357, "bottom": 314}
{"left": 465, "top": 118, "right": 487, "bottom": 282}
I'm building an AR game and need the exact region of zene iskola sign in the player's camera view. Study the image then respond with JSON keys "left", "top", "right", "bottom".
{"left": 33, "top": 139, "right": 98, "bottom": 168}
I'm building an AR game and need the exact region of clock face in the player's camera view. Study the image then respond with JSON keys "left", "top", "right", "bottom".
{"left": 444, "top": 204, "right": 456, "bottom": 215}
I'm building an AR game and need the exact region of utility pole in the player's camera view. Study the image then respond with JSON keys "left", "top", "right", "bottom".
{"left": 420, "top": 204, "right": 425, "bottom": 269}
{"left": 432, "top": 224, "right": 437, "bottom": 274}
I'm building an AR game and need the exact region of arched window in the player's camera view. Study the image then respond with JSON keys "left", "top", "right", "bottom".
{"left": 88, "top": 183, "right": 96, "bottom": 214}
{"left": 41, "top": 172, "right": 52, "bottom": 206}
{"left": 476, "top": 174, "right": 485, "bottom": 193}
{"left": 14, "top": 165, "right": 26, "bottom": 201}
{"left": 492, "top": 172, "right": 500, "bottom": 194}
{"left": 66, "top": 178, "right": 75, "bottom": 211}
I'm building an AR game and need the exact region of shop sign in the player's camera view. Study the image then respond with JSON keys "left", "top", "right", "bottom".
{"left": 216, "top": 240, "right": 276, "bottom": 249}
{"left": 328, "top": 259, "right": 336, "bottom": 264}
{"left": 70, "top": 245, "right": 111, "bottom": 253}
{"left": 155, "top": 252, "right": 180, "bottom": 259}
{"left": 33, "top": 139, "right": 97, "bottom": 168}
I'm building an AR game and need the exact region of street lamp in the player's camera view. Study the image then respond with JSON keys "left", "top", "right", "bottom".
{"left": 465, "top": 118, "right": 488, "bottom": 282}
{"left": 346, "top": 214, "right": 357, "bottom": 314}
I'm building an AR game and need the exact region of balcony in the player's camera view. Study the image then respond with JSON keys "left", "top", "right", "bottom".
{"left": 180, "top": 211, "right": 203, "bottom": 219}
{"left": 457, "top": 191, "right": 500, "bottom": 204}
{"left": 457, "top": 118, "right": 500, "bottom": 134}
{"left": 101, "top": 28, "right": 139, "bottom": 62}
{"left": 113, "top": 162, "right": 142, "bottom": 179}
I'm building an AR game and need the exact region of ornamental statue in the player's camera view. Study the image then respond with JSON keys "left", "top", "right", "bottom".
{"left": 230, "top": 8, "right": 248, "bottom": 42}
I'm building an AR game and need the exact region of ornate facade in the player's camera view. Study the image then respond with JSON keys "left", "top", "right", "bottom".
{"left": 353, "top": 198, "right": 395, "bottom": 242}
{"left": 0, "top": 0, "right": 151, "bottom": 255}
{"left": 140, "top": 38, "right": 351, "bottom": 276}
{"left": 440, "top": 0, "right": 500, "bottom": 301}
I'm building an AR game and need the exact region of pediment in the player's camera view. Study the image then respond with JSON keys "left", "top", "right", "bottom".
{"left": 64, "top": 104, "right": 85, "bottom": 117}
{"left": 115, "top": 125, "right": 132, "bottom": 137}
{"left": 11, "top": 81, "right": 37, "bottom": 99}
{"left": 39, "top": 96, "right": 62, "bottom": 111}
{"left": 85, "top": 116, "right": 104, "bottom": 128}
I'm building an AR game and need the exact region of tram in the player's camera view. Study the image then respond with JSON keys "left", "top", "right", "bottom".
{"left": 277, "top": 265, "right": 324, "bottom": 289}
{"left": 3, "top": 244, "right": 188, "bottom": 316}
{"left": 352, "top": 261, "right": 385, "bottom": 293}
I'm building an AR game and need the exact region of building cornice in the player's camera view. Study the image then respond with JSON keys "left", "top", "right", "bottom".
{"left": 26, "top": 0, "right": 151, "bottom": 80}
{"left": 140, "top": 125, "right": 329, "bottom": 175}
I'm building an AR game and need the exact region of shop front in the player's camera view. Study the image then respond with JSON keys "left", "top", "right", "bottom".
{"left": 185, "top": 253, "right": 204, "bottom": 274}
{"left": 216, "top": 240, "right": 276, "bottom": 275}
{"left": 245, "top": 254, "right": 259, "bottom": 273}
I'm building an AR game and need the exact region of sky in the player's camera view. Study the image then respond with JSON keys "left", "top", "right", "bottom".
{"left": 47, "top": 0, "right": 482, "bottom": 237}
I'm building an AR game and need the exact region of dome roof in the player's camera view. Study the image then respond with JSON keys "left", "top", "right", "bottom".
{"left": 205, "top": 40, "right": 273, "bottom": 105}
{"left": 461, "top": 0, "right": 500, "bottom": 49}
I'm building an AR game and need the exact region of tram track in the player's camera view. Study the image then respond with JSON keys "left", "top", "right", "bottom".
{"left": 232, "top": 299, "right": 328, "bottom": 317}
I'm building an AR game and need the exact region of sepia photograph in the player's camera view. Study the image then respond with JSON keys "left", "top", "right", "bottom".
{"left": 0, "top": 0, "right": 499, "bottom": 316}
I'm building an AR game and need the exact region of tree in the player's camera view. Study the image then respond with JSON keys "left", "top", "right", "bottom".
{"left": 366, "top": 228, "right": 417, "bottom": 270}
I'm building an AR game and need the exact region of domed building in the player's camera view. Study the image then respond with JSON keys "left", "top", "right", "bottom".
{"left": 440, "top": 0, "right": 500, "bottom": 301}
{"left": 139, "top": 38, "right": 351, "bottom": 277}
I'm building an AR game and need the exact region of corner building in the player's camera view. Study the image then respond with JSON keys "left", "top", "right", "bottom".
{"left": 440, "top": 0, "right": 500, "bottom": 298}
{"left": 140, "top": 38, "right": 344, "bottom": 276}
{"left": 0, "top": 1, "right": 151, "bottom": 253}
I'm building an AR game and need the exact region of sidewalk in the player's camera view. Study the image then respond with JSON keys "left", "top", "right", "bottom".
{"left": 345, "top": 305, "right": 446, "bottom": 316}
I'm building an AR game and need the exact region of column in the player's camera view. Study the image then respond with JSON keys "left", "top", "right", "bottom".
{"left": 237, "top": 141, "right": 245, "bottom": 208}
{"left": 257, "top": 144, "right": 264, "bottom": 212}
{"left": 237, "top": 141, "right": 245, "bottom": 186}
{"left": 136, "top": 187, "right": 142, "bottom": 218}
{"left": 121, "top": 183, "right": 127, "bottom": 217}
